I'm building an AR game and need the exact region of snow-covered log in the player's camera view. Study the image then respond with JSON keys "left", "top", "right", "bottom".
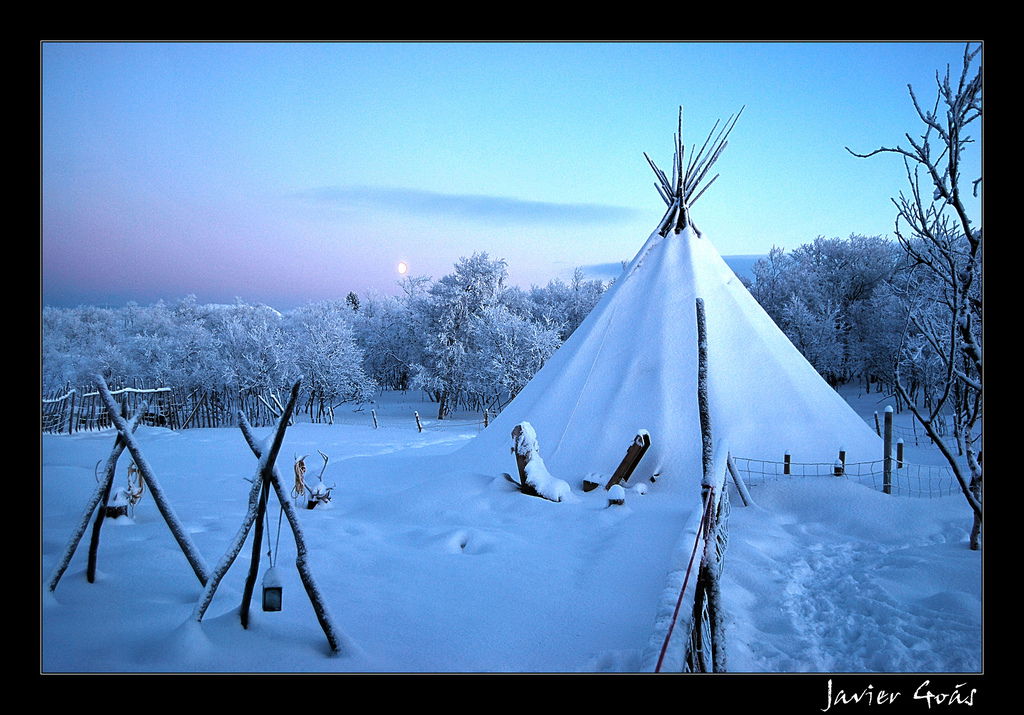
{"left": 726, "top": 455, "right": 753, "bottom": 507}
{"left": 511, "top": 422, "right": 570, "bottom": 502}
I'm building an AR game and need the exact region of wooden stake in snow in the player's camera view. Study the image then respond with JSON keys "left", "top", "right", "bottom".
{"left": 371, "top": 409, "right": 378, "bottom": 429}
{"left": 506, "top": 423, "right": 570, "bottom": 502}
{"left": 883, "top": 406, "right": 893, "bottom": 495}
{"left": 510, "top": 423, "right": 541, "bottom": 498}
{"left": 603, "top": 431, "right": 652, "bottom": 491}
{"left": 414, "top": 411, "right": 423, "bottom": 433}
{"left": 607, "top": 484, "right": 626, "bottom": 506}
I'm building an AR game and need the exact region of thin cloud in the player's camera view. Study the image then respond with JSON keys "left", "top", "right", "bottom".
{"left": 296, "top": 186, "right": 640, "bottom": 226}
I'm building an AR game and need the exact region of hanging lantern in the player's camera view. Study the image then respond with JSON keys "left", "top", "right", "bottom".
{"left": 104, "top": 487, "right": 130, "bottom": 519}
{"left": 262, "top": 567, "right": 282, "bottom": 612}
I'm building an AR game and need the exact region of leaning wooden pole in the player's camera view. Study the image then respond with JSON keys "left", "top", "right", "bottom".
{"left": 694, "top": 297, "right": 726, "bottom": 672}
{"left": 46, "top": 409, "right": 143, "bottom": 593}
{"left": 696, "top": 298, "right": 713, "bottom": 491}
{"left": 94, "top": 375, "right": 211, "bottom": 586}
{"left": 238, "top": 382, "right": 300, "bottom": 630}
{"left": 239, "top": 414, "right": 342, "bottom": 653}
{"left": 726, "top": 455, "right": 753, "bottom": 508}
{"left": 239, "top": 480, "right": 270, "bottom": 629}
{"left": 87, "top": 402, "right": 131, "bottom": 583}
{"left": 191, "top": 455, "right": 270, "bottom": 622}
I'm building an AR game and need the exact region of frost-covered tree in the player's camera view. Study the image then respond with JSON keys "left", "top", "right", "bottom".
{"left": 42, "top": 305, "right": 132, "bottom": 390}
{"left": 412, "top": 252, "right": 508, "bottom": 418}
{"left": 748, "top": 236, "right": 904, "bottom": 387}
{"left": 166, "top": 296, "right": 222, "bottom": 395}
{"left": 206, "top": 300, "right": 288, "bottom": 394}
{"left": 778, "top": 295, "right": 846, "bottom": 386}
{"left": 847, "top": 42, "right": 982, "bottom": 549}
{"left": 465, "top": 304, "right": 562, "bottom": 407}
{"left": 284, "top": 300, "right": 375, "bottom": 420}
{"left": 748, "top": 246, "right": 800, "bottom": 324}
{"left": 352, "top": 291, "right": 424, "bottom": 392}
{"left": 528, "top": 267, "right": 607, "bottom": 341}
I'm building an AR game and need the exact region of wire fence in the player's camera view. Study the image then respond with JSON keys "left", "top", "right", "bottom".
{"left": 730, "top": 456, "right": 960, "bottom": 499}
{"left": 865, "top": 413, "right": 960, "bottom": 446}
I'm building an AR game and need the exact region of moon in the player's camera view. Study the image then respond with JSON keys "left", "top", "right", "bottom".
{"left": 397, "top": 261, "right": 408, "bottom": 275}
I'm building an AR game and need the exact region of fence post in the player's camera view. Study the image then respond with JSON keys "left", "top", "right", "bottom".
{"left": 67, "top": 391, "right": 76, "bottom": 434}
{"left": 838, "top": 447, "right": 846, "bottom": 472}
{"left": 484, "top": 409, "right": 489, "bottom": 428}
{"left": 896, "top": 438, "right": 904, "bottom": 469}
{"left": 371, "top": 409, "right": 378, "bottom": 429}
{"left": 873, "top": 411, "right": 881, "bottom": 437}
{"left": 784, "top": 451, "right": 791, "bottom": 475}
{"left": 414, "top": 411, "right": 423, "bottom": 433}
{"left": 883, "top": 406, "right": 893, "bottom": 495}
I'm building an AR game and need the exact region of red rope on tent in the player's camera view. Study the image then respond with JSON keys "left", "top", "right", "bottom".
{"left": 654, "top": 487, "right": 716, "bottom": 673}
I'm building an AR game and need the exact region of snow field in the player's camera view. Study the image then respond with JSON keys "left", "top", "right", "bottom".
{"left": 41, "top": 389, "right": 980, "bottom": 673}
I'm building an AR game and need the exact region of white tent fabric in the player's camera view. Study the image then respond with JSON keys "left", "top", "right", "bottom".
{"left": 459, "top": 223, "right": 883, "bottom": 495}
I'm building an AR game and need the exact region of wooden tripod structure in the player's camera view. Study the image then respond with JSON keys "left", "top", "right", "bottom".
{"left": 47, "top": 377, "right": 211, "bottom": 592}
{"left": 191, "top": 379, "right": 342, "bottom": 654}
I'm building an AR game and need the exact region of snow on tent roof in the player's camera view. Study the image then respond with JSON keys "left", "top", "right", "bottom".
{"left": 458, "top": 107, "right": 883, "bottom": 494}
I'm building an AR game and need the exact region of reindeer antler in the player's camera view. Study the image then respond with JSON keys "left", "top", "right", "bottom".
{"left": 318, "top": 450, "right": 329, "bottom": 481}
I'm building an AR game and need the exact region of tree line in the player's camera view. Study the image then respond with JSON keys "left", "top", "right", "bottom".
{"left": 41, "top": 254, "right": 607, "bottom": 424}
{"left": 42, "top": 234, "right": 970, "bottom": 429}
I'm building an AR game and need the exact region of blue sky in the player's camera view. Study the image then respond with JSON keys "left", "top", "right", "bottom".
{"left": 41, "top": 41, "right": 982, "bottom": 309}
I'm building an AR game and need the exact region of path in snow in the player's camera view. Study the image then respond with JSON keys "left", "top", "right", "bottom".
{"left": 723, "top": 479, "right": 981, "bottom": 673}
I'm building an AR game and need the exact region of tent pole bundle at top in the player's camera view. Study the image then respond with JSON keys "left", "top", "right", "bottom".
{"left": 645, "top": 106, "right": 744, "bottom": 238}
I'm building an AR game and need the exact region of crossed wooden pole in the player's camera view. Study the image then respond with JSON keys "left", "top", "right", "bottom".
{"left": 48, "top": 376, "right": 341, "bottom": 655}
{"left": 191, "top": 379, "right": 342, "bottom": 654}
{"left": 47, "top": 377, "right": 211, "bottom": 592}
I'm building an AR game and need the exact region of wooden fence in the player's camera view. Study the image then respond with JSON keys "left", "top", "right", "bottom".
{"left": 41, "top": 385, "right": 292, "bottom": 434}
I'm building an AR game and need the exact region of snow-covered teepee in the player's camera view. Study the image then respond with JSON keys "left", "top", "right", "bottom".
{"left": 461, "top": 108, "right": 882, "bottom": 493}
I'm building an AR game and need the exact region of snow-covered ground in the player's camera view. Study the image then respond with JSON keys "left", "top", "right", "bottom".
{"left": 40, "top": 387, "right": 981, "bottom": 673}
